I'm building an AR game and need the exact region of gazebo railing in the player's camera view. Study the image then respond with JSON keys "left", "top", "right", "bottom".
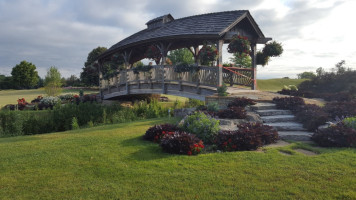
{"left": 223, "top": 67, "right": 253, "bottom": 87}
{"left": 100, "top": 65, "right": 253, "bottom": 96}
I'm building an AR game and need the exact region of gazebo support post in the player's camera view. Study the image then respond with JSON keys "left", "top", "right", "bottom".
{"left": 157, "top": 42, "right": 172, "bottom": 65}
{"left": 188, "top": 45, "right": 200, "bottom": 65}
{"left": 250, "top": 42, "right": 257, "bottom": 90}
{"left": 122, "top": 50, "right": 132, "bottom": 69}
{"left": 217, "top": 40, "right": 224, "bottom": 87}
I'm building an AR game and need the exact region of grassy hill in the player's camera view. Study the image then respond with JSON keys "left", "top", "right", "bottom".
{"left": 0, "top": 118, "right": 355, "bottom": 199}
{"left": 257, "top": 78, "right": 307, "bottom": 92}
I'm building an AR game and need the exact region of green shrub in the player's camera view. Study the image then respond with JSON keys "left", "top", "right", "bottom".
{"left": 180, "top": 112, "right": 220, "bottom": 144}
{"left": 22, "top": 111, "right": 53, "bottom": 135}
{"left": 217, "top": 84, "right": 228, "bottom": 96}
{"left": 207, "top": 102, "right": 219, "bottom": 112}
{"left": 343, "top": 117, "right": 356, "bottom": 130}
{"left": 187, "top": 98, "right": 204, "bottom": 108}
{"left": 88, "top": 120, "right": 94, "bottom": 128}
{"left": 0, "top": 110, "right": 24, "bottom": 136}
{"left": 71, "top": 117, "right": 80, "bottom": 130}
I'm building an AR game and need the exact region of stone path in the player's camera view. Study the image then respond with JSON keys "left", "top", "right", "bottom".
{"left": 226, "top": 88, "right": 325, "bottom": 105}
{"left": 251, "top": 102, "right": 313, "bottom": 141}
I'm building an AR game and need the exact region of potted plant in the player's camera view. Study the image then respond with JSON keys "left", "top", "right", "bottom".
{"left": 227, "top": 35, "right": 251, "bottom": 54}
{"left": 145, "top": 45, "right": 161, "bottom": 65}
{"left": 198, "top": 45, "right": 218, "bottom": 66}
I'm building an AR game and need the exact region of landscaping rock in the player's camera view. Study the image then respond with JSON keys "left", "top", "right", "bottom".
{"left": 245, "top": 112, "right": 263, "bottom": 123}
{"left": 174, "top": 108, "right": 195, "bottom": 118}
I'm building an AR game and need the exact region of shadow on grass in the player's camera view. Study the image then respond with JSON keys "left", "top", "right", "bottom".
{"left": 121, "top": 136, "right": 174, "bottom": 161}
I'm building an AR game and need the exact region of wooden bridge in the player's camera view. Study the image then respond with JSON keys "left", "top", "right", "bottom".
{"left": 100, "top": 65, "right": 253, "bottom": 101}
{"left": 96, "top": 11, "right": 272, "bottom": 100}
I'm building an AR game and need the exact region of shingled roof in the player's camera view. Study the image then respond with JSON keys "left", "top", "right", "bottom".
{"left": 99, "top": 10, "right": 269, "bottom": 61}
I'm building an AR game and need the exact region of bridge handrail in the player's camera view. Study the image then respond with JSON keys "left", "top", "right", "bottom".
{"left": 99, "top": 65, "right": 253, "bottom": 91}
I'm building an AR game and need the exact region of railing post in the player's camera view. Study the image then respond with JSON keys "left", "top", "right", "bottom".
{"left": 196, "top": 70, "right": 201, "bottom": 94}
{"left": 137, "top": 74, "right": 141, "bottom": 89}
{"left": 150, "top": 69, "right": 153, "bottom": 89}
{"left": 251, "top": 43, "right": 257, "bottom": 90}
{"left": 217, "top": 40, "right": 224, "bottom": 87}
{"left": 125, "top": 70, "right": 130, "bottom": 95}
{"left": 162, "top": 66, "right": 167, "bottom": 94}
{"left": 230, "top": 71, "right": 234, "bottom": 86}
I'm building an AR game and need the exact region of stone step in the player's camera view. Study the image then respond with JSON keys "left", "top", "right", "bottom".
{"left": 219, "top": 125, "right": 238, "bottom": 131}
{"left": 278, "top": 131, "right": 313, "bottom": 141}
{"left": 251, "top": 103, "right": 276, "bottom": 110}
{"left": 261, "top": 115, "right": 295, "bottom": 123}
{"left": 256, "top": 109, "right": 292, "bottom": 116}
{"left": 266, "top": 122, "right": 306, "bottom": 131}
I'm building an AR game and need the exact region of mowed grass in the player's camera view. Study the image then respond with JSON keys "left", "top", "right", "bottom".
{"left": 0, "top": 118, "right": 355, "bottom": 199}
{"left": 257, "top": 79, "right": 308, "bottom": 92}
{"left": 0, "top": 88, "right": 98, "bottom": 107}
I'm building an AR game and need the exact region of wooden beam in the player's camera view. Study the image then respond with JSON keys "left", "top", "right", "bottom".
{"left": 250, "top": 43, "right": 257, "bottom": 90}
{"left": 217, "top": 40, "right": 224, "bottom": 86}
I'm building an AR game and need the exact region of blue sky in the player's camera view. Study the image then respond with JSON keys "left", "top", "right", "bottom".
{"left": 0, "top": 0, "right": 355, "bottom": 79}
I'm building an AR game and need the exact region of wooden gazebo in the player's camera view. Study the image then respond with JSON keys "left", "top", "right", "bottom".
{"left": 96, "top": 10, "right": 271, "bottom": 100}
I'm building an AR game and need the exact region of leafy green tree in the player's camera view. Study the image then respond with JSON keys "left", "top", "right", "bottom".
{"left": 297, "top": 71, "right": 316, "bottom": 79}
{"left": 132, "top": 61, "right": 144, "bottom": 68}
{"left": 168, "top": 48, "right": 194, "bottom": 65}
{"left": 44, "top": 66, "right": 62, "bottom": 96}
{"left": 11, "top": 61, "right": 39, "bottom": 89}
{"left": 229, "top": 53, "right": 252, "bottom": 68}
{"left": 80, "top": 46, "right": 107, "bottom": 86}
{"left": 63, "top": 75, "right": 81, "bottom": 87}
{"left": 0, "top": 75, "right": 15, "bottom": 89}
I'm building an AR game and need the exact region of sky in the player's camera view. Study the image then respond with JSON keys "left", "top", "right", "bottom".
{"left": 0, "top": 0, "right": 355, "bottom": 79}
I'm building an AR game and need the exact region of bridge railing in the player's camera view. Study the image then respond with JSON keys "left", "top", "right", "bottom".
{"left": 222, "top": 67, "right": 253, "bottom": 87}
{"left": 100, "top": 65, "right": 220, "bottom": 89}
{"left": 99, "top": 65, "right": 253, "bottom": 95}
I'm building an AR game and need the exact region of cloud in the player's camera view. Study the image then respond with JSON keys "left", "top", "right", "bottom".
{"left": 0, "top": 0, "right": 354, "bottom": 80}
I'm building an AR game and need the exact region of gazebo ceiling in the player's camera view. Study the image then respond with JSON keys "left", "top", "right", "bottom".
{"left": 98, "top": 10, "right": 271, "bottom": 62}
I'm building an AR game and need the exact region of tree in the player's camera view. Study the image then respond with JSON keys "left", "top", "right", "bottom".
{"left": 229, "top": 52, "right": 252, "bottom": 68}
{"left": 11, "top": 60, "right": 39, "bottom": 89}
{"left": 167, "top": 48, "right": 194, "bottom": 65}
{"left": 297, "top": 71, "right": 316, "bottom": 79}
{"left": 80, "top": 46, "right": 107, "bottom": 86}
{"left": 63, "top": 75, "right": 81, "bottom": 87}
{"left": 0, "top": 75, "right": 15, "bottom": 89}
{"left": 44, "top": 66, "right": 62, "bottom": 96}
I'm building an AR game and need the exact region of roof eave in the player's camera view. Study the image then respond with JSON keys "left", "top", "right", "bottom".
{"left": 219, "top": 11, "right": 265, "bottom": 39}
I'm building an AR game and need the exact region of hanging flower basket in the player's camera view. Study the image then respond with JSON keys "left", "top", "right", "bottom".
{"left": 227, "top": 35, "right": 251, "bottom": 54}
{"left": 263, "top": 41, "right": 283, "bottom": 57}
{"left": 256, "top": 51, "right": 270, "bottom": 66}
{"left": 198, "top": 45, "right": 218, "bottom": 66}
{"left": 145, "top": 45, "right": 161, "bottom": 65}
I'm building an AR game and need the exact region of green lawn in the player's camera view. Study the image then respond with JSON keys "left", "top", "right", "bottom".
{"left": 0, "top": 88, "right": 98, "bottom": 107}
{"left": 257, "top": 79, "right": 308, "bottom": 92}
{"left": 0, "top": 118, "right": 355, "bottom": 199}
